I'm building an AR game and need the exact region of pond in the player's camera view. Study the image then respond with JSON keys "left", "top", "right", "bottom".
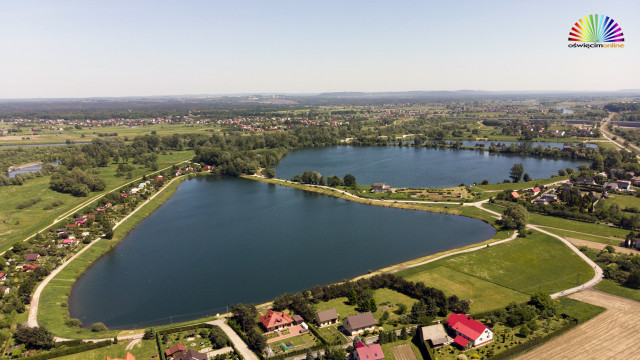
{"left": 275, "top": 146, "right": 587, "bottom": 188}
{"left": 69, "top": 176, "right": 496, "bottom": 329}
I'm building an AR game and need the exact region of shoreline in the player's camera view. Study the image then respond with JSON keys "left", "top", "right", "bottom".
{"left": 7, "top": 161, "right": 43, "bottom": 172}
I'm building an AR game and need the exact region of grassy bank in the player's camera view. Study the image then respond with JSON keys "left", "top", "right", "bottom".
{"left": 594, "top": 279, "right": 640, "bottom": 302}
{"left": 37, "top": 175, "right": 189, "bottom": 339}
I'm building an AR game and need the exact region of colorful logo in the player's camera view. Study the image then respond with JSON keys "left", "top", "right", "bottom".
{"left": 569, "top": 14, "right": 624, "bottom": 42}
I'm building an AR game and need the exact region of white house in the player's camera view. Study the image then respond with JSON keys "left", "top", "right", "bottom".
{"left": 447, "top": 313, "right": 493, "bottom": 349}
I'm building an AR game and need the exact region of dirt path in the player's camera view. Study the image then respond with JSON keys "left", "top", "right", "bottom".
{"left": 27, "top": 174, "right": 186, "bottom": 329}
{"left": 517, "top": 290, "right": 640, "bottom": 360}
{"left": 125, "top": 338, "right": 141, "bottom": 351}
{"left": 532, "top": 225, "right": 622, "bottom": 241}
{"left": 566, "top": 237, "right": 639, "bottom": 255}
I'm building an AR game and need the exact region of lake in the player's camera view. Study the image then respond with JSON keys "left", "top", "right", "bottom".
{"left": 275, "top": 146, "right": 587, "bottom": 188}
{"left": 69, "top": 176, "right": 496, "bottom": 329}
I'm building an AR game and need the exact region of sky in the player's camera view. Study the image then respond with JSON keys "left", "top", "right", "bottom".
{"left": 0, "top": 0, "right": 639, "bottom": 98}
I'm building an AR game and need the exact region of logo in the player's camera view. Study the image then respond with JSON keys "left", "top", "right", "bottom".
{"left": 568, "top": 14, "right": 624, "bottom": 48}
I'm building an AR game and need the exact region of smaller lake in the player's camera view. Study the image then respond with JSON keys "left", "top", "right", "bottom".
{"left": 275, "top": 146, "right": 587, "bottom": 188}
{"left": 7, "top": 160, "right": 60, "bottom": 178}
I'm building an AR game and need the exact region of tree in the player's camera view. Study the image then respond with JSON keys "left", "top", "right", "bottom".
{"left": 142, "top": 328, "right": 155, "bottom": 340}
{"left": 327, "top": 175, "right": 342, "bottom": 187}
{"left": 518, "top": 324, "right": 531, "bottom": 337}
{"left": 263, "top": 168, "right": 276, "bottom": 178}
{"left": 246, "top": 328, "right": 266, "bottom": 351}
{"left": 343, "top": 174, "right": 357, "bottom": 189}
{"left": 509, "top": 164, "right": 524, "bottom": 183}
{"left": 522, "top": 173, "right": 532, "bottom": 182}
{"left": 231, "top": 304, "right": 260, "bottom": 332}
{"left": 209, "top": 327, "right": 229, "bottom": 348}
{"left": 502, "top": 203, "right": 529, "bottom": 230}
{"left": 558, "top": 169, "right": 567, "bottom": 176}
{"left": 625, "top": 268, "right": 640, "bottom": 289}
{"left": 14, "top": 325, "right": 54, "bottom": 349}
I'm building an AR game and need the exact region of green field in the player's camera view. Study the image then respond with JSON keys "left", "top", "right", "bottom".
{"left": 528, "top": 213, "right": 629, "bottom": 239}
{"left": 470, "top": 175, "right": 570, "bottom": 192}
{"left": 38, "top": 176, "right": 189, "bottom": 339}
{"left": 404, "top": 266, "right": 529, "bottom": 313}
{"left": 0, "top": 150, "right": 193, "bottom": 252}
{"left": 594, "top": 279, "right": 640, "bottom": 302}
{"left": 52, "top": 339, "right": 159, "bottom": 360}
{"left": 397, "top": 231, "right": 595, "bottom": 301}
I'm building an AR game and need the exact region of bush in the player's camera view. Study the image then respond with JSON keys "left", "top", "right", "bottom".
{"left": 64, "top": 318, "right": 82, "bottom": 328}
{"left": 91, "top": 322, "right": 108, "bottom": 332}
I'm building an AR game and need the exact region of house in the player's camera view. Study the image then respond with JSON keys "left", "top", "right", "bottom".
{"left": 204, "top": 165, "right": 214, "bottom": 170}
{"left": 315, "top": 309, "right": 339, "bottom": 327}
{"left": 343, "top": 312, "right": 376, "bottom": 336}
{"left": 62, "top": 239, "right": 77, "bottom": 246}
{"left": 157, "top": 176, "right": 164, "bottom": 181}
{"left": 354, "top": 341, "right": 384, "bottom": 360}
{"left": 631, "top": 176, "right": 640, "bottom": 185}
{"left": 532, "top": 198, "right": 548, "bottom": 206}
{"left": 25, "top": 253, "right": 39, "bottom": 262}
{"left": 446, "top": 313, "right": 493, "bottom": 349}
{"left": 0, "top": 273, "right": 6, "bottom": 281}
{"left": 539, "top": 193, "right": 557, "bottom": 202}
{"left": 371, "top": 183, "right": 390, "bottom": 193}
{"left": 75, "top": 218, "right": 86, "bottom": 225}
{"left": 165, "top": 344, "right": 186, "bottom": 358}
{"left": 603, "top": 182, "right": 619, "bottom": 191}
{"left": 260, "top": 310, "right": 294, "bottom": 332}
{"left": 292, "top": 315, "right": 304, "bottom": 325}
{"left": 56, "top": 228, "right": 68, "bottom": 234}
{"left": 22, "top": 264, "right": 39, "bottom": 272}
{"left": 636, "top": 240, "right": 640, "bottom": 251}
{"left": 510, "top": 191, "right": 520, "bottom": 200}
{"left": 527, "top": 187, "right": 541, "bottom": 196}
{"left": 106, "top": 352, "right": 135, "bottom": 360}
{"left": 67, "top": 223, "right": 77, "bottom": 229}
{"left": 617, "top": 180, "right": 632, "bottom": 191}
{"left": 420, "top": 324, "right": 450, "bottom": 348}
{"left": 1, "top": 287, "right": 9, "bottom": 295}
{"left": 576, "top": 177, "right": 597, "bottom": 186}
{"left": 173, "top": 349, "right": 207, "bottom": 360}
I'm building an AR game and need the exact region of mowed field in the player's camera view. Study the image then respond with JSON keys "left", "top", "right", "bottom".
{"left": 517, "top": 290, "right": 640, "bottom": 360}
{"left": 396, "top": 231, "right": 595, "bottom": 313}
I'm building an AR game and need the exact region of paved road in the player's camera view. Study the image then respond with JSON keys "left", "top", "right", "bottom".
{"left": 27, "top": 174, "right": 186, "bottom": 329}
{"left": 209, "top": 319, "right": 259, "bottom": 360}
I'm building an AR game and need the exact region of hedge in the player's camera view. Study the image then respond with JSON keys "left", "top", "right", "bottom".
{"left": 266, "top": 343, "right": 325, "bottom": 360}
{"left": 488, "top": 318, "right": 579, "bottom": 360}
{"left": 22, "top": 340, "right": 112, "bottom": 360}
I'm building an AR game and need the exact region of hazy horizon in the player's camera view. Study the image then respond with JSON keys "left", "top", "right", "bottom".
{"left": 1, "top": 0, "right": 638, "bottom": 99}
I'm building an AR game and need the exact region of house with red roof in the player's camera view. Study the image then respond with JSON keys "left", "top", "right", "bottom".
{"left": 446, "top": 313, "right": 493, "bottom": 349}
{"left": 510, "top": 191, "right": 520, "bottom": 200}
{"left": 0, "top": 273, "right": 6, "bottom": 281}
{"left": 528, "top": 187, "right": 541, "bottom": 196}
{"left": 354, "top": 341, "right": 384, "bottom": 360}
{"left": 260, "top": 310, "right": 294, "bottom": 332}
{"left": 165, "top": 343, "right": 186, "bottom": 358}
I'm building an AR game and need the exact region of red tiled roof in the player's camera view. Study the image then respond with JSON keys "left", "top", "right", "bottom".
{"left": 355, "top": 343, "right": 384, "bottom": 360}
{"left": 453, "top": 335, "right": 470, "bottom": 348}
{"left": 260, "top": 310, "right": 294, "bottom": 329}
{"left": 355, "top": 341, "right": 366, "bottom": 348}
{"left": 447, "top": 313, "right": 487, "bottom": 341}
{"left": 510, "top": 191, "right": 520, "bottom": 198}
{"left": 165, "top": 344, "right": 186, "bottom": 357}
{"left": 532, "top": 187, "right": 541, "bottom": 193}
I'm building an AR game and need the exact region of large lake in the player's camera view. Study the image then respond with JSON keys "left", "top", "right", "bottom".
{"left": 69, "top": 176, "right": 496, "bottom": 329}
{"left": 275, "top": 146, "right": 588, "bottom": 188}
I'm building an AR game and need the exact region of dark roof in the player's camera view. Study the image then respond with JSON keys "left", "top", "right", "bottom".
{"left": 344, "top": 312, "right": 376, "bottom": 330}
{"left": 165, "top": 344, "right": 186, "bottom": 357}
{"left": 25, "top": 254, "right": 39, "bottom": 262}
{"left": 292, "top": 315, "right": 304, "bottom": 323}
{"left": 316, "top": 309, "right": 339, "bottom": 323}
{"left": 173, "top": 349, "right": 207, "bottom": 360}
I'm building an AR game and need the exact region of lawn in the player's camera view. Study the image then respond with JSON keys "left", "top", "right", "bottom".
{"left": 397, "top": 231, "right": 595, "bottom": 297}
{"left": 470, "top": 175, "right": 569, "bottom": 192}
{"left": 380, "top": 338, "right": 423, "bottom": 360}
{"left": 600, "top": 193, "right": 640, "bottom": 210}
{"left": 313, "top": 288, "right": 418, "bottom": 328}
{"left": 53, "top": 339, "right": 159, "bottom": 360}
{"left": 316, "top": 325, "right": 347, "bottom": 344}
{"left": 554, "top": 297, "right": 606, "bottom": 324}
{"left": 269, "top": 331, "right": 320, "bottom": 354}
{"left": 594, "top": 279, "right": 640, "bottom": 302}
{"left": 0, "top": 150, "right": 194, "bottom": 252}
{"left": 403, "top": 266, "right": 529, "bottom": 314}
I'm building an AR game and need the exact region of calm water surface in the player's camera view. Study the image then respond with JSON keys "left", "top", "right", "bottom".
{"left": 275, "top": 146, "right": 587, "bottom": 187}
{"left": 69, "top": 176, "right": 496, "bottom": 328}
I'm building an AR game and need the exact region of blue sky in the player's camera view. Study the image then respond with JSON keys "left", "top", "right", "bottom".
{"left": 0, "top": 0, "right": 638, "bottom": 98}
